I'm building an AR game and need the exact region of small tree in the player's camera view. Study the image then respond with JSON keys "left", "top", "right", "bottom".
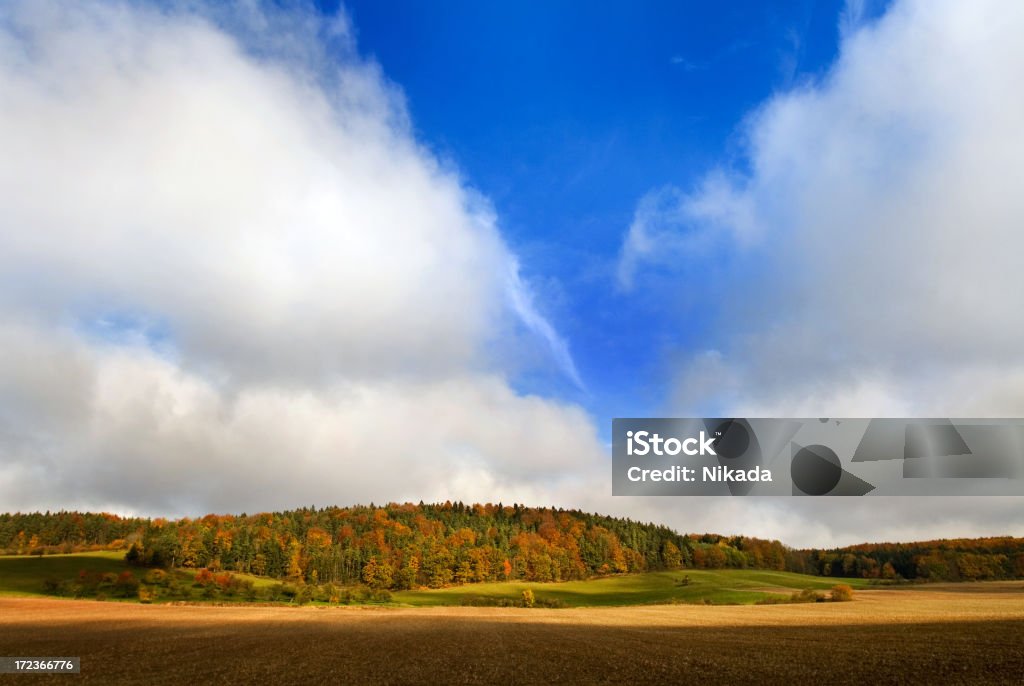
{"left": 831, "top": 584, "right": 854, "bottom": 602}
{"left": 113, "top": 571, "right": 140, "bottom": 598}
{"left": 521, "top": 589, "right": 535, "bottom": 608}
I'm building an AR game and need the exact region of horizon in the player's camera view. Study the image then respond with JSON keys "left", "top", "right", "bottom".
{"left": 4, "top": 501, "right": 1023, "bottom": 553}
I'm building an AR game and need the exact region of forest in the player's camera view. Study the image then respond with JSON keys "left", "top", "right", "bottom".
{"left": 2, "top": 505, "right": 1022, "bottom": 588}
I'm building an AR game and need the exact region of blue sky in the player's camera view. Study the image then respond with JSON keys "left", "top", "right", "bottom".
{"left": 4, "top": 0, "right": 1024, "bottom": 546}
{"left": 333, "top": 0, "right": 887, "bottom": 429}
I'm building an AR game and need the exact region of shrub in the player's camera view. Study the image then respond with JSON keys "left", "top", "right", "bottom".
{"left": 113, "top": 571, "right": 140, "bottom": 598}
{"left": 323, "top": 583, "right": 341, "bottom": 604}
{"left": 831, "top": 584, "right": 855, "bottom": 602}
{"left": 143, "top": 569, "right": 169, "bottom": 586}
{"left": 193, "top": 568, "right": 214, "bottom": 587}
{"left": 533, "top": 597, "right": 567, "bottom": 609}
{"left": 295, "top": 585, "right": 314, "bottom": 605}
{"left": 521, "top": 589, "right": 535, "bottom": 608}
{"left": 214, "top": 573, "right": 235, "bottom": 592}
{"left": 791, "top": 588, "right": 825, "bottom": 603}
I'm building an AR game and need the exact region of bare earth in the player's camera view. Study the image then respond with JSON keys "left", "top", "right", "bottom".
{"left": 2, "top": 589, "right": 1023, "bottom": 685}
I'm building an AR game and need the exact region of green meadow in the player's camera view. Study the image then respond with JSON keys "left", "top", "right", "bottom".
{"left": 0, "top": 552, "right": 867, "bottom": 606}
{"left": 393, "top": 569, "right": 868, "bottom": 607}
{"left": 0, "top": 551, "right": 130, "bottom": 597}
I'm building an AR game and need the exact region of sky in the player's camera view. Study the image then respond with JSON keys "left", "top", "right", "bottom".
{"left": 2, "top": 0, "right": 1023, "bottom": 547}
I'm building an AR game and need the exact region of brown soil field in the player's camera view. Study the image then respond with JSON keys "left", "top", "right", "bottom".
{"left": 2, "top": 588, "right": 1023, "bottom": 685}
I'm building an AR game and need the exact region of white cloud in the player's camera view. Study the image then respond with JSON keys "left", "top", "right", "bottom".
{"left": 0, "top": 322, "right": 603, "bottom": 514}
{"left": 0, "top": 0, "right": 581, "bottom": 388}
{"left": 0, "top": 1, "right": 594, "bottom": 516}
{"left": 613, "top": 0, "right": 1024, "bottom": 544}
{"left": 623, "top": 0, "right": 1024, "bottom": 417}
{"left": 617, "top": 174, "right": 757, "bottom": 291}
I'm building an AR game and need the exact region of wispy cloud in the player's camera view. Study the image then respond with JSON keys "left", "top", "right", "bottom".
{"left": 669, "top": 54, "right": 706, "bottom": 71}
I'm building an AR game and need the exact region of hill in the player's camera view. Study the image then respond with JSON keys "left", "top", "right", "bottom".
{"left": 2, "top": 504, "right": 790, "bottom": 590}
{"left": 2, "top": 505, "right": 1023, "bottom": 591}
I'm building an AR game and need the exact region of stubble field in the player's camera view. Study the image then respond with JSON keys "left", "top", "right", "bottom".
{"left": 2, "top": 587, "right": 1023, "bottom": 685}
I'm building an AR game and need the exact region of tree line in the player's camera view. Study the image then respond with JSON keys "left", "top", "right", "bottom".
{"left": 2, "top": 505, "right": 1022, "bottom": 587}
{"left": 787, "top": 536, "right": 1024, "bottom": 582}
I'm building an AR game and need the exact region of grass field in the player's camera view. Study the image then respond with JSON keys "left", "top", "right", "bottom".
{"left": 0, "top": 553, "right": 866, "bottom": 606}
{"left": 0, "top": 552, "right": 277, "bottom": 601}
{"left": 1, "top": 588, "right": 1022, "bottom": 684}
{"left": 0, "top": 551, "right": 130, "bottom": 597}
{"left": 393, "top": 569, "right": 869, "bottom": 607}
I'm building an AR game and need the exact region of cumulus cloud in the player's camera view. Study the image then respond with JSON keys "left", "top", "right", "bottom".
{"left": 613, "top": 0, "right": 1024, "bottom": 543}
{"left": 0, "top": 0, "right": 595, "bottom": 515}
{"left": 622, "top": 0, "right": 1024, "bottom": 417}
{"left": 1, "top": 0, "right": 509, "bottom": 385}
{"left": 0, "top": 322, "right": 602, "bottom": 514}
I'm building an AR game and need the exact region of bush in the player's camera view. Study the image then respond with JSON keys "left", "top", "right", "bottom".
{"left": 214, "top": 573, "right": 235, "bottom": 593}
{"left": 143, "top": 569, "right": 169, "bottom": 586}
{"left": 193, "top": 568, "right": 214, "bottom": 587}
{"left": 113, "top": 571, "right": 140, "bottom": 598}
{"left": 791, "top": 588, "right": 825, "bottom": 603}
{"left": 533, "top": 597, "right": 567, "bottom": 609}
{"left": 831, "top": 584, "right": 854, "bottom": 602}
{"left": 324, "top": 583, "right": 341, "bottom": 604}
{"left": 521, "top": 589, "right": 535, "bottom": 608}
{"left": 460, "top": 595, "right": 512, "bottom": 607}
{"left": 295, "top": 585, "right": 313, "bottom": 605}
